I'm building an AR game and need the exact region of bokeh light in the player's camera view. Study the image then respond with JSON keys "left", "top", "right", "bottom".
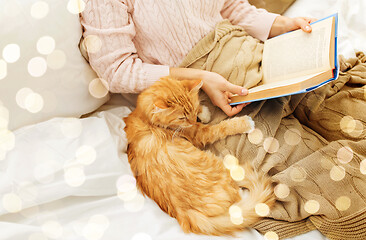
{"left": 64, "top": 167, "right": 86, "bottom": 187}
{"left": 290, "top": 166, "right": 306, "bottom": 182}
{"left": 304, "top": 200, "right": 320, "bottom": 214}
{"left": 223, "top": 154, "right": 239, "bottom": 170}
{"left": 248, "top": 128, "right": 263, "bottom": 144}
{"left": 0, "top": 105, "right": 9, "bottom": 129}
{"left": 16, "top": 88, "right": 34, "bottom": 109}
{"left": 37, "top": 36, "right": 56, "bottom": 55}
{"left": 335, "top": 196, "right": 351, "bottom": 211}
{"left": 25, "top": 92, "right": 44, "bottom": 113}
{"left": 274, "top": 183, "right": 290, "bottom": 199}
{"left": 124, "top": 194, "right": 145, "bottom": 212}
{"left": 330, "top": 165, "right": 346, "bottom": 181}
{"left": 82, "top": 215, "right": 110, "bottom": 240}
{"left": 340, "top": 116, "right": 356, "bottom": 134}
{"left": 360, "top": 159, "right": 366, "bottom": 175}
{"left": 2, "top": 43, "right": 20, "bottom": 63}
{"left": 263, "top": 137, "right": 279, "bottom": 153}
{"left": 230, "top": 166, "right": 245, "bottom": 181}
{"left": 67, "top": 0, "right": 86, "bottom": 14}
{"left": 82, "top": 35, "right": 102, "bottom": 54}
{"left": 28, "top": 57, "right": 47, "bottom": 77}
{"left": 264, "top": 231, "right": 279, "bottom": 240}
{"left": 31, "top": 1, "right": 49, "bottom": 19}
{"left": 76, "top": 145, "right": 97, "bottom": 165}
{"left": 89, "top": 78, "right": 109, "bottom": 98}
{"left": 337, "top": 146, "right": 353, "bottom": 164}
{"left": 2, "top": 193, "right": 22, "bottom": 213}
{"left": 47, "top": 50, "right": 66, "bottom": 70}
{"left": 284, "top": 128, "right": 301, "bottom": 146}
{"left": 255, "top": 203, "right": 270, "bottom": 216}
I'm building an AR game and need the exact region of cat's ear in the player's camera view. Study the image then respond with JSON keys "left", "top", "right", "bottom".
{"left": 153, "top": 99, "right": 168, "bottom": 112}
{"left": 184, "top": 79, "right": 203, "bottom": 92}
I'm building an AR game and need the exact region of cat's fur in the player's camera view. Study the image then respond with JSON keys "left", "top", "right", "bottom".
{"left": 124, "top": 77, "right": 275, "bottom": 235}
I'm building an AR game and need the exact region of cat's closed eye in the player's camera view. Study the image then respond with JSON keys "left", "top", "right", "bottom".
{"left": 178, "top": 116, "right": 187, "bottom": 120}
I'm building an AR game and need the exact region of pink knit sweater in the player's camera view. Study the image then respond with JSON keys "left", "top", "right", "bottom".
{"left": 80, "top": 0, "right": 278, "bottom": 93}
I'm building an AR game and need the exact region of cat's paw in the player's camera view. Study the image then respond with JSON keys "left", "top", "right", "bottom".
{"left": 242, "top": 116, "right": 255, "bottom": 134}
{"left": 198, "top": 105, "right": 211, "bottom": 123}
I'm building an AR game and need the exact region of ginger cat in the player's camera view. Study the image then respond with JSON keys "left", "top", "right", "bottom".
{"left": 124, "top": 77, "right": 275, "bottom": 235}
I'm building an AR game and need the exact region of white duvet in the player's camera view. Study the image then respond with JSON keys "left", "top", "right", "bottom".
{"left": 1, "top": 0, "right": 365, "bottom": 239}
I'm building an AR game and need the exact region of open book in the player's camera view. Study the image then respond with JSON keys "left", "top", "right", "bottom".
{"left": 230, "top": 14, "right": 339, "bottom": 105}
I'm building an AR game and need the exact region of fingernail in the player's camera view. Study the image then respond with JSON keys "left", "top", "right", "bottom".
{"left": 305, "top": 26, "right": 311, "bottom": 31}
{"left": 240, "top": 89, "right": 247, "bottom": 95}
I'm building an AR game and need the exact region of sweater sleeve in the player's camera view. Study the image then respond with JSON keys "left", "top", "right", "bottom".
{"left": 80, "top": 0, "right": 170, "bottom": 93}
{"left": 221, "top": 0, "right": 279, "bottom": 42}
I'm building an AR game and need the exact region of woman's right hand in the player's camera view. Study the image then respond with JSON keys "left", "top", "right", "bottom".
{"left": 200, "top": 71, "right": 249, "bottom": 116}
{"left": 170, "top": 67, "right": 250, "bottom": 116}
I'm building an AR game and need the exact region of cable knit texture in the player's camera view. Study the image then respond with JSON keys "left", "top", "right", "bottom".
{"left": 80, "top": 0, "right": 278, "bottom": 93}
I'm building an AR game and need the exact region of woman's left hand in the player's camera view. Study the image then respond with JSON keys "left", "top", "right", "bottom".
{"left": 269, "top": 16, "right": 317, "bottom": 38}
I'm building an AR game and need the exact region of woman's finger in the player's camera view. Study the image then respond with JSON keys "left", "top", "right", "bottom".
{"left": 220, "top": 103, "right": 245, "bottom": 117}
{"left": 225, "top": 82, "right": 248, "bottom": 96}
{"left": 295, "top": 17, "right": 312, "bottom": 33}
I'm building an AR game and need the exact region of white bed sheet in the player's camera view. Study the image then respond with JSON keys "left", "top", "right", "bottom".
{"left": 1, "top": 0, "right": 365, "bottom": 239}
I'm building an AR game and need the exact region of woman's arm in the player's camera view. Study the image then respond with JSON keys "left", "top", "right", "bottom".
{"left": 80, "top": 0, "right": 170, "bottom": 93}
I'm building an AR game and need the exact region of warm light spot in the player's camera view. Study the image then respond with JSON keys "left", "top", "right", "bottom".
{"left": 2, "top": 193, "right": 22, "bottom": 213}
{"left": 89, "top": 78, "right": 109, "bottom": 98}
{"left": 25, "top": 92, "right": 44, "bottom": 113}
{"left": 335, "top": 196, "right": 351, "bottom": 211}
{"left": 255, "top": 203, "right": 270, "bottom": 216}
{"left": 340, "top": 116, "right": 356, "bottom": 134}
{"left": 229, "top": 205, "right": 242, "bottom": 218}
{"left": 76, "top": 145, "right": 97, "bottom": 165}
{"left": 131, "top": 233, "right": 153, "bottom": 240}
{"left": 116, "top": 175, "right": 136, "bottom": 192}
{"left": 263, "top": 137, "right": 279, "bottom": 153}
{"left": 284, "top": 128, "right": 301, "bottom": 146}
{"left": 304, "top": 200, "right": 320, "bottom": 214}
{"left": 0, "top": 129, "right": 15, "bottom": 151}
{"left": 61, "top": 118, "right": 83, "bottom": 138}
{"left": 67, "top": 0, "right": 86, "bottom": 14}
{"left": 2, "top": 43, "right": 20, "bottom": 63}
{"left": 64, "top": 167, "right": 86, "bottom": 187}
{"left": 16, "top": 88, "right": 34, "bottom": 109}
{"left": 330, "top": 165, "right": 346, "bottom": 181}
{"left": 28, "top": 57, "right": 47, "bottom": 77}
{"left": 82, "top": 214, "right": 110, "bottom": 240}
{"left": 337, "top": 146, "right": 353, "bottom": 164}
{"left": 264, "top": 231, "right": 279, "bottom": 240}
{"left": 248, "top": 128, "right": 263, "bottom": 144}
{"left": 118, "top": 188, "right": 138, "bottom": 201}
{"left": 47, "top": 50, "right": 66, "bottom": 69}
{"left": 41, "top": 221, "right": 63, "bottom": 239}
{"left": 34, "top": 162, "right": 56, "bottom": 184}
{"left": 0, "top": 59, "right": 7, "bottom": 80}
{"left": 230, "top": 165, "right": 245, "bottom": 181}
{"left": 360, "top": 159, "right": 366, "bottom": 175}
{"left": 348, "top": 120, "right": 364, "bottom": 138}
{"left": 223, "top": 154, "right": 239, "bottom": 170}
{"left": 124, "top": 194, "right": 145, "bottom": 212}
{"left": 290, "top": 166, "right": 306, "bottom": 182}
{"left": 274, "top": 183, "right": 290, "bottom": 199}
{"left": 82, "top": 35, "right": 102, "bottom": 54}
{"left": 230, "top": 216, "right": 244, "bottom": 225}
{"left": 31, "top": 1, "right": 49, "bottom": 19}
{"left": 37, "top": 36, "right": 56, "bottom": 55}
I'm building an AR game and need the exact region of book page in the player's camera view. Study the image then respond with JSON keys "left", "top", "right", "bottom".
{"left": 262, "top": 17, "right": 333, "bottom": 84}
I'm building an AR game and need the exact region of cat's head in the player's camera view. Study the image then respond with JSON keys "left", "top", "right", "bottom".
{"left": 137, "top": 77, "right": 203, "bottom": 129}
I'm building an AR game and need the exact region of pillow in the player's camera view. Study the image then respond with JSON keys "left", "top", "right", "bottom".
{"left": 249, "top": 0, "right": 296, "bottom": 14}
{"left": 0, "top": 0, "right": 109, "bottom": 131}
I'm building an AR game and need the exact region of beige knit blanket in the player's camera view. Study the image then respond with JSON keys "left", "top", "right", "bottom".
{"left": 180, "top": 20, "right": 366, "bottom": 240}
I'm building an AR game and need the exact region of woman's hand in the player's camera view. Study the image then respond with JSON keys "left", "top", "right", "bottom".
{"left": 169, "top": 67, "right": 249, "bottom": 116}
{"left": 269, "top": 16, "right": 317, "bottom": 38}
{"left": 200, "top": 71, "right": 249, "bottom": 117}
